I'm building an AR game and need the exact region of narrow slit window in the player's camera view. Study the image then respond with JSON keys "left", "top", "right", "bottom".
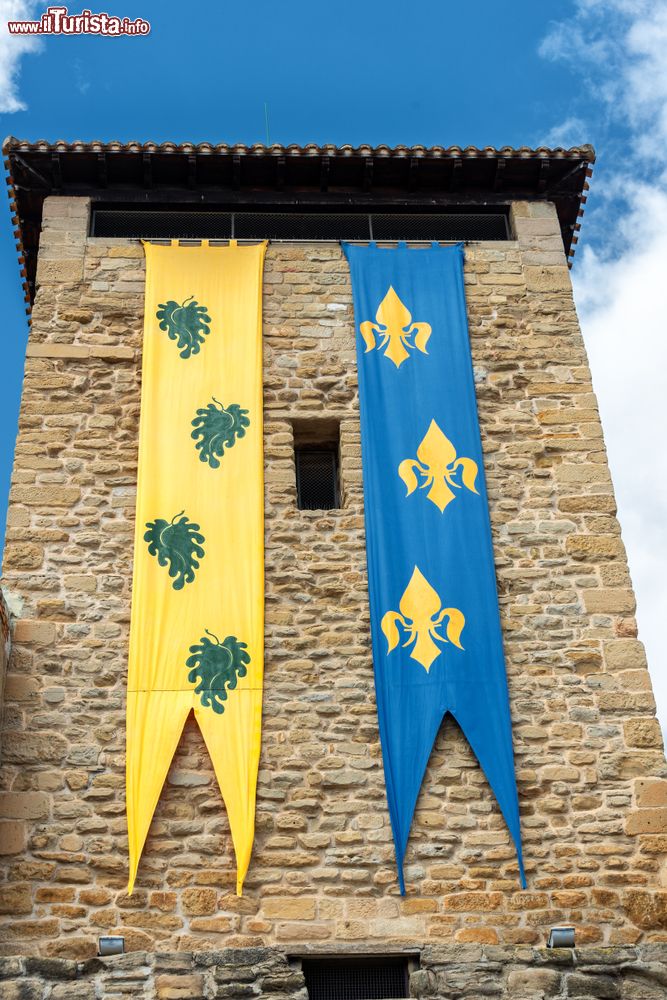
{"left": 292, "top": 419, "right": 341, "bottom": 511}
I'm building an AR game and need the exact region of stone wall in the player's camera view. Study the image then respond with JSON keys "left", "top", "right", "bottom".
{"left": 1, "top": 945, "right": 667, "bottom": 999}
{"left": 0, "top": 196, "right": 665, "bottom": 959}
{"left": 0, "top": 589, "right": 10, "bottom": 758}
{"left": 0, "top": 946, "right": 308, "bottom": 1000}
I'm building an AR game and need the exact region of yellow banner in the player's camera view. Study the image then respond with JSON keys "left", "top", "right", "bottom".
{"left": 127, "top": 240, "right": 266, "bottom": 895}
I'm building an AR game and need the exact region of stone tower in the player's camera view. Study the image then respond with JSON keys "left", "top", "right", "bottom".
{"left": 0, "top": 138, "right": 665, "bottom": 997}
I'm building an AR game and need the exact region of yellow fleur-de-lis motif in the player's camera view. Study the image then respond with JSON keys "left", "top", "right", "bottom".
{"left": 360, "top": 287, "right": 431, "bottom": 369}
{"left": 398, "top": 420, "right": 479, "bottom": 514}
{"left": 381, "top": 566, "right": 465, "bottom": 672}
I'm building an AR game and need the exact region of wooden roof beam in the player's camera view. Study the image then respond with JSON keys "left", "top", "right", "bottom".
{"left": 320, "top": 155, "right": 330, "bottom": 192}
{"left": 363, "top": 156, "right": 374, "bottom": 193}
{"left": 493, "top": 158, "right": 506, "bottom": 193}
{"left": 97, "top": 153, "right": 107, "bottom": 188}
{"left": 142, "top": 152, "right": 152, "bottom": 189}
{"left": 408, "top": 156, "right": 419, "bottom": 193}
{"left": 188, "top": 154, "right": 197, "bottom": 190}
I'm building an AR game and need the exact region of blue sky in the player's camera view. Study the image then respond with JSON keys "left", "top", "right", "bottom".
{"left": 0, "top": 0, "right": 666, "bottom": 730}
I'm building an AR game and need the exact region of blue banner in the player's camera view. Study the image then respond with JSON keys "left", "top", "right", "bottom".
{"left": 343, "top": 241, "right": 525, "bottom": 893}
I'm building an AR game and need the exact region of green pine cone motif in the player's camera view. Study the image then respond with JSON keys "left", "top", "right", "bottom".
{"left": 156, "top": 296, "right": 211, "bottom": 359}
{"left": 144, "top": 511, "right": 205, "bottom": 590}
{"left": 186, "top": 630, "right": 250, "bottom": 714}
{"left": 191, "top": 398, "right": 250, "bottom": 469}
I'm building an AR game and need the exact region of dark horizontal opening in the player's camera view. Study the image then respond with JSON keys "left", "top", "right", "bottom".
{"left": 302, "top": 957, "right": 410, "bottom": 1000}
{"left": 90, "top": 207, "right": 510, "bottom": 241}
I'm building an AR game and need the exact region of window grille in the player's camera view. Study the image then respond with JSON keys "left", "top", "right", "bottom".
{"left": 90, "top": 207, "right": 510, "bottom": 242}
{"left": 301, "top": 958, "right": 410, "bottom": 1000}
{"left": 295, "top": 448, "right": 340, "bottom": 510}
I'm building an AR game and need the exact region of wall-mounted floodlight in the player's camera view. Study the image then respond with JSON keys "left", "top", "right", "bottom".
{"left": 547, "top": 927, "right": 575, "bottom": 949}
{"left": 98, "top": 936, "right": 125, "bottom": 957}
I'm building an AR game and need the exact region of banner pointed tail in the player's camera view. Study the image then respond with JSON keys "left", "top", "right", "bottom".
{"left": 126, "top": 692, "right": 191, "bottom": 894}
{"left": 126, "top": 241, "right": 266, "bottom": 894}
{"left": 453, "top": 707, "right": 527, "bottom": 889}
{"left": 344, "top": 241, "right": 525, "bottom": 892}
{"left": 376, "top": 685, "right": 444, "bottom": 895}
{"left": 195, "top": 694, "right": 262, "bottom": 896}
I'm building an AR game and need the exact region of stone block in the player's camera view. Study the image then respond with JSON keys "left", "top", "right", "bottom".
{"left": 2, "top": 731, "right": 68, "bottom": 763}
{"left": 2, "top": 544, "right": 44, "bottom": 570}
{"left": 0, "top": 982, "right": 43, "bottom": 1000}
{"left": 555, "top": 464, "right": 610, "bottom": 484}
{"left": 625, "top": 809, "right": 667, "bottom": 835}
{"left": 515, "top": 216, "right": 562, "bottom": 237}
{"left": 50, "top": 985, "right": 95, "bottom": 1000}
{"left": 108, "top": 245, "right": 145, "bottom": 257}
{"left": 558, "top": 495, "right": 617, "bottom": 514}
{"left": 604, "top": 640, "right": 648, "bottom": 671}
{"left": 262, "top": 898, "right": 316, "bottom": 920}
{"left": 565, "top": 972, "right": 620, "bottom": 998}
{"left": 538, "top": 408, "right": 600, "bottom": 425}
{"left": 36, "top": 258, "right": 84, "bottom": 284}
{"left": 156, "top": 974, "right": 205, "bottom": 999}
{"left": 35, "top": 886, "right": 75, "bottom": 903}
{"left": 0, "top": 883, "right": 31, "bottom": 914}
{"left": 541, "top": 765, "right": 580, "bottom": 782}
{"left": 0, "top": 674, "right": 40, "bottom": 702}
{"left": 508, "top": 892, "right": 549, "bottom": 910}
{"left": 566, "top": 535, "right": 624, "bottom": 560}
{"left": 275, "top": 922, "right": 331, "bottom": 941}
{"left": 583, "top": 589, "right": 636, "bottom": 614}
{"left": 0, "top": 821, "right": 26, "bottom": 855}
{"left": 0, "top": 793, "right": 49, "bottom": 820}
{"left": 624, "top": 718, "right": 664, "bottom": 749}
{"left": 506, "top": 967, "right": 561, "bottom": 996}
{"left": 454, "top": 928, "right": 499, "bottom": 944}
{"left": 25, "top": 343, "right": 134, "bottom": 361}
{"left": 22, "top": 957, "right": 78, "bottom": 980}
{"left": 635, "top": 779, "right": 667, "bottom": 807}
{"left": 443, "top": 892, "right": 503, "bottom": 911}
{"left": 624, "top": 890, "right": 667, "bottom": 929}
{"left": 521, "top": 251, "right": 567, "bottom": 265}
{"left": 510, "top": 201, "right": 531, "bottom": 219}
{"left": 0, "top": 958, "right": 23, "bottom": 977}
{"left": 523, "top": 265, "right": 572, "bottom": 292}
{"left": 10, "top": 485, "right": 80, "bottom": 507}
{"left": 0, "top": 918, "right": 59, "bottom": 939}
{"left": 57, "top": 308, "right": 94, "bottom": 323}
{"left": 42, "top": 195, "right": 90, "bottom": 220}
{"left": 12, "top": 620, "right": 56, "bottom": 645}
{"left": 181, "top": 888, "right": 217, "bottom": 916}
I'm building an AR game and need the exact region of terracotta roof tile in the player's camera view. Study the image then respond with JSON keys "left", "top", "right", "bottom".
{"left": 2, "top": 136, "right": 596, "bottom": 161}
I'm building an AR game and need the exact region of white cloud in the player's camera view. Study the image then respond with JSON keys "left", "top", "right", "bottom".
{"left": 539, "top": 2, "right": 667, "bottom": 734}
{"left": 540, "top": 116, "right": 589, "bottom": 149}
{"left": 573, "top": 196, "right": 667, "bottom": 718}
{"left": 0, "top": 0, "right": 42, "bottom": 113}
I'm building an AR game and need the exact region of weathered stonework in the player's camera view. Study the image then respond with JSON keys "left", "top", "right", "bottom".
{"left": 0, "top": 590, "right": 10, "bottom": 760}
{"left": 1, "top": 945, "right": 667, "bottom": 999}
{"left": 0, "top": 946, "right": 308, "bottom": 1000}
{"left": 0, "top": 195, "right": 666, "bottom": 959}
